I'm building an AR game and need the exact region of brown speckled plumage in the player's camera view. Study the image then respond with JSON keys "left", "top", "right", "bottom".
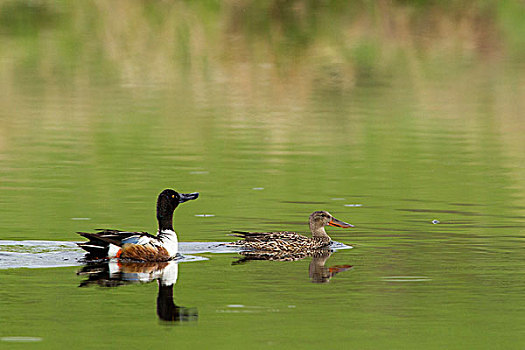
{"left": 228, "top": 211, "right": 353, "bottom": 252}
{"left": 230, "top": 231, "right": 330, "bottom": 252}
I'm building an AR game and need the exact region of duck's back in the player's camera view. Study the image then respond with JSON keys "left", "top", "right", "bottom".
{"left": 232, "top": 231, "right": 308, "bottom": 242}
{"left": 77, "top": 229, "right": 172, "bottom": 261}
{"left": 230, "top": 231, "right": 329, "bottom": 252}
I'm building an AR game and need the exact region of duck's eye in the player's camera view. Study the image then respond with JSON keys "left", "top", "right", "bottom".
{"left": 172, "top": 195, "right": 175, "bottom": 198}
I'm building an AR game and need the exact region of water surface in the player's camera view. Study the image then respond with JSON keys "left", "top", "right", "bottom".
{"left": 0, "top": 1, "right": 524, "bottom": 349}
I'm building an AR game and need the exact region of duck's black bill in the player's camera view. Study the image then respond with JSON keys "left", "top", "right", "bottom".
{"left": 328, "top": 217, "right": 354, "bottom": 228}
{"left": 179, "top": 192, "right": 199, "bottom": 203}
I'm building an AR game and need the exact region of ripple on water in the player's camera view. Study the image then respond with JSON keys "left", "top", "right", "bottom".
{"left": 0, "top": 240, "right": 247, "bottom": 269}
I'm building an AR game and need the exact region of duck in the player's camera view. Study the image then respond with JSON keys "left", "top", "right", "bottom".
{"left": 77, "top": 189, "right": 199, "bottom": 261}
{"left": 229, "top": 210, "right": 353, "bottom": 252}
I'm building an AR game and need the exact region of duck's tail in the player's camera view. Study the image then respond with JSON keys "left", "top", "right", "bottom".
{"left": 230, "top": 230, "right": 250, "bottom": 236}
{"left": 76, "top": 231, "right": 112, "bottom": 259}
{"left": 229, "top": 231, "right": 268, "bottom": 241}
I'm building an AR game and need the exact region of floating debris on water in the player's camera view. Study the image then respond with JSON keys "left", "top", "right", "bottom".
{"left": 252, "top": 187, "right": 264, "bottom": 190}
{"left": 1, "top": 337, "right": 43, "bottom": 343}
{"left": 331, "top": 198, "right": 345, "bottom": 201}
{"left": 0, "top": 241, "right": 80, "bottom": 254}
{"left": 330, "top": 241, "right": 353, "bottom": 250}
{"left": 217, "top": 305, "right": 280, "bottom": 313}
{"left": 344, "top": 204, "right": 362, "bottom": 207}
{"left": 71, "top": 218, "right": 91, "bottom": 220}
{"left": 194, "top": 214, "right": 215, "bottom": 217}
{"left": 189, "top": 171, "right": 209, "bottom": 175}
{"left": 432, "top": 219, "right": 440, "bottom": 224}
{"left": 382, "top": 276, "right": 432, "bottom": 282}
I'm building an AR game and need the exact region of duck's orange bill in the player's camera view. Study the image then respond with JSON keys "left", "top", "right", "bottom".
{"left": 328, "top": 218, "right": 354, "bottom": 228}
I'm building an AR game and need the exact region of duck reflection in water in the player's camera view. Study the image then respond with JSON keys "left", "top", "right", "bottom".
{"left": 233, "top": 249, "right": 353, "bottom": 283}
{"left": 77, "top": 260, "right": 197, "bottom": 323}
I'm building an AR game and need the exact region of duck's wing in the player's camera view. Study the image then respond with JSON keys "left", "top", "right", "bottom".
{"left": 77, "top": 229, "right": 157, "bottom": 258}
{"left": 78, "top": 229, "right": 156, "bottom": 246}
{"left": 230, "top": 231, "right": 308, "bottom": 242}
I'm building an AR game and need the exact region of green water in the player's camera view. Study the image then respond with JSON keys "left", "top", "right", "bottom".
{"left": 1, "top": 1, "right": 524, "bottom": 349}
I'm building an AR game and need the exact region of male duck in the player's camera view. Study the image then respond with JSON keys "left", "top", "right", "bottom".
{"left": 77, "top": 189, "right": 198, "bottom": 261}
{"left": 229, "top": 210, "right": 353, "bottom": 252}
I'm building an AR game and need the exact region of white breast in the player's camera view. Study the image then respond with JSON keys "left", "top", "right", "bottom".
{"left": 158, "top": 229, "right": 178, "bottom": 257}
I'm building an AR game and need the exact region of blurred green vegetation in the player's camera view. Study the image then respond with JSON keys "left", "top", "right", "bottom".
{"left": 0, "top": 0, "right": 523, "bottom": 91}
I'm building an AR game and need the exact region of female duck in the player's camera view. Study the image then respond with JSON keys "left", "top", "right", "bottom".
{"left": 77, "top": 189, "right": 198, "bottom": 261}
{"left": 229, "top": 211, "right": 353, "bottom": 252}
